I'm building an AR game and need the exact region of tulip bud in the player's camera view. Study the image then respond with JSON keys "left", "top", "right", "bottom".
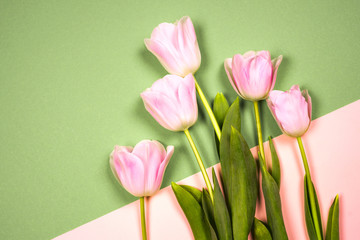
{"left": 141, "top": 74, "right": 198, "bottom": 132}
{"left": 224, "top": 51, "right": 282, "bottom": 101}
{"left": 145, "top": 16, "right": 201, "bottom": 77}
{"left": 267, "top": 85, "right": 312, "bottom": 137}
{"left": 110, "top": 140, "right": 174, "bottom": 197}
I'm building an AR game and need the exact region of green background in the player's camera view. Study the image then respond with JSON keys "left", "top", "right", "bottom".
{"left": 1, "top": 0, "right": 359, "bottom": 239}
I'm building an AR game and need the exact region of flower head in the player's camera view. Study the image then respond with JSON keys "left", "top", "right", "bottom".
{"left": 225, "top": 51, "right": 282, "bottom": 101}
{"left": 267, "top": 85, "right": 312, "bottom": 137}
{"left": 110, "top": 140, "right": 174, "bottom": 197}
{"left": 141, "top": 74, "right": 198, "bottom": 132}
{"left": 145, "top": 16, "right": 201, "bottom": 77}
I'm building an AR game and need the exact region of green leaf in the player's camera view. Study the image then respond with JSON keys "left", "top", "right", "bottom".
{"left": 228, "top": 127, "right": 258, "bottom": 239}
{"left": 201, "top": 189, "right": 215, "bottom": 231}
{"left": 304, "top": 176, "right": 317, "bottom": 240}
{"left": 252, "top": 218, "right": 272, "bottom": 240}
{"left": 259, "top": 154, "right": 288, "bottom": 240}
{"left": 213, "top": 92, "right": 230, "bottom": 129}
{"left": 219, "top": 97, "right": 241, "bottom": 203}
{"left": 268, "top": 136, "right": 281, "bottom": 188}
{"left": 304, "top": 175, "right": 324, "bottom": 240}
{"left": 212, "top": 169, "right": 232, "bottom": 240}
{"left": 171, "top": 182, "right": 212, "bottom": 240}
{"left": 213, "top": 93, "right": 230, "bottom": 154}
{"left": 180, "top": 185, "right": 202, "bottom": 203}
{"left": 325, "top": 195, "right": 339, "bottom": 240}
{"left": 200, "top": 189, "right": 218, "bottom": 240}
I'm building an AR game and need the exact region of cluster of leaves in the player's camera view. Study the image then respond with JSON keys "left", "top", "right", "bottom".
{"left": 304, "top": 176, "right": 339, "bottom": 240}
{"left": 172, "top": 94, "right": 339, "bottom": 240}
{"left": 172, "top": 95, "right": 287, "bottom": 240}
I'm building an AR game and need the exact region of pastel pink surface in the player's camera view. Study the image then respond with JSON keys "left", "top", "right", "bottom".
{"left": 54, "top": 100, "right": 360, "bottom": 240}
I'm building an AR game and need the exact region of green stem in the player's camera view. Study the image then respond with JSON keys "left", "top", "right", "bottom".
{"left": 193, "top": 75, "right": 221, "bottom": 141}
{"left": 184, "top": 129, "right": 214, "bottom": 202}
{"left": 297, "top": 137, "right": 322, "bottom": 240}
{"left": 253, "top": 101, "right": 265, "bottom": 165}
{"left": 140, "top": 197, "right": 147, "bottom": 240}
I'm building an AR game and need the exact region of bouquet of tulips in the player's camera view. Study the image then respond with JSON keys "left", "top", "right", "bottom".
{"left": 109, "top": 16, "right": 340, "bottom": 240}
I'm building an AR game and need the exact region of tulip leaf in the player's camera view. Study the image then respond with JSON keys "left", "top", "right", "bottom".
{"left": 268, "top": 136, "right": 281, "bottom": 188}
{"left": 171, "top": 182, "right": 212, "bottom": 240}
{"left": 325, "top": 195, "right": 339, "bottom": 240}
{"left": 259, "top": 154, "right": 288, "bottom": 240}
{"left": 213, "top": 93, "right": 230, "bottom": 154}
{"left": 201, "top": 189, "right": 218, "bottom": 240}
{"left": 304, "top": 175, "right": 324, "bottom": 240}
{"left": 201, "top": 189, "right": 215, "bottom": 231}
{"left": 252, "top": 218, "right": 272, "bottom": 240}
{"left": 219, "top": 97, "right": 241, "bottom": 203}
{"left": 212, "top": 168, "right": 232, "bottom": 240}
{"left": 228, "top": 127, "right": 258, "bottom": 239}
{"left": 213, "top": 92, "right": 230, "bottom": 129}
{"left": 304, "top": 176, "right": 317, "bottom": 240}
{"left": 180, "top": 184, "right": 202, "bottom": 203}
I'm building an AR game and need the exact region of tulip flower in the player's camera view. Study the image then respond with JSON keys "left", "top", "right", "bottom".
{"left": 110, "top": 140, "right": 174, "bottom": 197}
{"left": 110, "top": 140, "right": 174, "bottom": 240}
{"left": 267, "top": 85, "right": 323, "bottom": 239}
{"left": 224, "top": 50, "right": 282, "bottom": 161}
{"left": 145, "top": 16, "right": 201, "bottom": 77}
{"left": 145, "top": 16, "right": 221, "bottom": 140}
{"left": 267, "top": 85, "right": 312, "bottom": 138}
{"left": 141, "top": 74, "right": 214, "bottom": 201}
{"left": 141, "top": 74, "right": 198, "bottom": 132}
{"left": 224, "top": 50, "right": 282, "bottom": 101}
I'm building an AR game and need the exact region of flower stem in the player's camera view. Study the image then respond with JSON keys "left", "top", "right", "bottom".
{"left": 184, "top": 129, "right": 214, "bottom": 202}
{"left": 253, "top": 101, "right": 265, "bottom": 165}
{"left": 140, "top": 197, "right": 147, "bottom": 240}
{"left": 193, "top": 75, "right": 221, "bottom": 141}
{"left": 297, "top": 137, "right": 322, "bottom": 240}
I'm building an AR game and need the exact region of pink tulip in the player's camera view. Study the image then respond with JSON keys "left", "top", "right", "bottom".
{"left": 224, "top": 51, "right": 283, "bottom": 101}
{"left": 141, "top": 74, "right": 198, "bottom": 132}
{"left": 110, "top": 140, "right": 174, "bottom": 197}
{"left": 145, "top": 16, "right": 201, "bottom": 77}
{"left": 267, "top": 85, "right": 312, "bottom": 137}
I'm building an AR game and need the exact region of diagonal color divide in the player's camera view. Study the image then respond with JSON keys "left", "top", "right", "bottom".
{"left": 54, "top": 100, "right": 360, "bottom": 240}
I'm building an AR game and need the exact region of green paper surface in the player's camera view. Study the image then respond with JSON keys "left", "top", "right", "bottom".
{"left": 0, "top": 0, "right": 359, "bottom": 239}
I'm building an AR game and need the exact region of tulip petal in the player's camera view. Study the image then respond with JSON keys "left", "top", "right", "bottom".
{"left": 270, "top": 55, "right": 283, "bottom": 91}
{"left": 144, "top": 39, "right": 184, "bottom": 76}
{"left": 150, "top": 22, "right": 177, "bottom": 44}
{"left": 232, "top": 54, "right": 250, "bottom": 99}
{"left": 153, "top": 145, "right": 174, "bottom": 195}
{"left": 178, "top": 74, "right": 198, "bottom": 128}
{"left": 178, "top": 16, "right": 196, "bottom": 43}
{"left": 256, "top": 50, "right": 271, "bottom": 60}
{"left": 109, "top": 146, "right": 133, "bottom": 184}
{"left": 132, "top": 140, "right": 168, "bottom": 196}
{"left": 151, "top": 75, "right": 182, "bottom": 98}
{"left": 249, "top": 53, "right": 272, "bottom": 98}
{"left": 225, "top": 58, "right": 241, "bottom": 96}
{"left": 178, "top": 16, "right": 201, "bottom": 74}
{"left": 113, "top": 151, "right": 145, "bottom": 197}
{"left": 302, "top": 89, "right": 312, "bottom": 120}
{"left": 141, "top": 90, "right": 184, "bottom": 131}
{"left": 267, "top": 90, "right": 284, "bottom": 125}
{"left": 243, "top": 50, "right": 256, "bottom": 59}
